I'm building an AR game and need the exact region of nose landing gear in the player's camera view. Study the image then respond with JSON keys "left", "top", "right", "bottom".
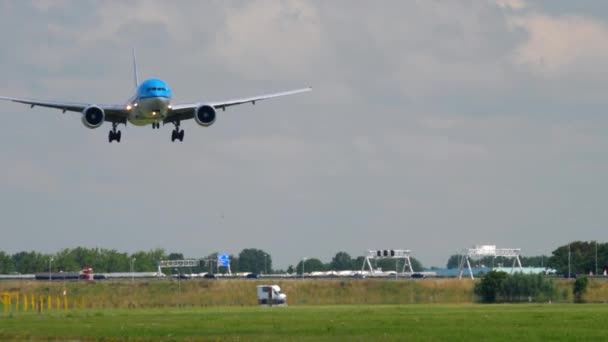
{"left": 108, "top": 123, "right": 121, "bottom": 143}
{"left": 171, "top": 120, "right": 184, "bottom": 142}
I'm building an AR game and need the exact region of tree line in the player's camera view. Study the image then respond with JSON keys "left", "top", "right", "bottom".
{"left": 1, "top": 240, "right": 605, "bottom": 275}
{"left": 0, "top": 248, "right": 422, "bottom": 275}
{"left": 0, "top": 247, "right": 275, "bottom": 275}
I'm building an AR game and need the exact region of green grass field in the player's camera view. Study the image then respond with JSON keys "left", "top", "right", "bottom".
{"left": 1, "top": 304, "right": 607, "bottom": 341}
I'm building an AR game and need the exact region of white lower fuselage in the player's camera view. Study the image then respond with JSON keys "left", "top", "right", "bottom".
{"left": 128, "top": 96, "right": 170, "bottom": 126}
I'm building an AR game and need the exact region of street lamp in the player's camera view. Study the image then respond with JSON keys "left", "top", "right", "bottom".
{"left": 541, "top": 254, "right": 543, "bottom": 268}
{"left": 301, "top": 257, "right": 307, "bottom": 278}
{"left": 130, "top": 258, "right": 136, "bottom": 282}
{"left": 596, "top": 241, "right": 598, "bottom": 276}
{"left": 568, "top": 244, "right": 570, "bottom": 279}
{"left": 264, "top": 254, "right": 268, "bottom": 275}
{"left": 49, "top": 257, "right": 54, "bottom": 283}
{"left": 175, "top": 268, "right": 181, "bottom": 294}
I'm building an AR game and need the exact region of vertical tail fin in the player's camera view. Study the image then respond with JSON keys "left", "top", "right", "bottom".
{"left": 132, "top": 48, "right": 139, "bottom": 89}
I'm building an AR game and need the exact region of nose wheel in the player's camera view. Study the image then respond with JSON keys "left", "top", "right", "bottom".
{"left": 109, "top": 123, "right": 121, "bottom": 143}
{"left": 171, "top": 120, "right": 184, "bottom": 142}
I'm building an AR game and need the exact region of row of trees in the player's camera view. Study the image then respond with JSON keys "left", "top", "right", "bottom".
{"left": 445, "top": 241, "right": 608, "bottom": 275}
{"left": 0, "top": 248, "right": 424, "bottom": 275}
{"left": 0, "top": 248, "right": 275, "bottom": 275}
{"left": 1, "top": 240, "right": 604, "bottom": 275}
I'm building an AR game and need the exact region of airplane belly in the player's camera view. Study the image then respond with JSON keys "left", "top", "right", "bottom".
{"left": 128, "top": 97, "right": 170, "bottom": 126}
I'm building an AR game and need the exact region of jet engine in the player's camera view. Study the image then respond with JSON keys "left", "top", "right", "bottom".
{"left": 81, "top": 105, "right": 105, "bottom": 129}
{"left": 194, "top": 104, "right": 216, "bottom": 127}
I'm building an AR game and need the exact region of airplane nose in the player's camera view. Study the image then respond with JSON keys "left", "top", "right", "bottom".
{"left": 151, "top": 97, "right": 168, "bottom": 108}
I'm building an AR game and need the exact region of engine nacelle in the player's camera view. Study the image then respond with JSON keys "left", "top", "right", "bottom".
{"left": 81, "top": 105, "right": 105, "bottom": 129}
{"left": 194, "top": 104, "right": 216, "bottom": 127}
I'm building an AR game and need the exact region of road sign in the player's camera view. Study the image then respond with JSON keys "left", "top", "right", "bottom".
{"left": 217, "top": 254, "right": 230, "bottom": 267}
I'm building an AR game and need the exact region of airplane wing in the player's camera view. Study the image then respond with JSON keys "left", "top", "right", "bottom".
{"left": 166, "top": 87, "right": 312, "bottom": 123}
{"left": 0, "top": 96, "right": 129, "bottom": 123}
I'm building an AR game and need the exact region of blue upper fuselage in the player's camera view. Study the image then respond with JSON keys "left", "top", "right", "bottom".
{"left": 136, "top": 78, "right": 172, "bottom": 100}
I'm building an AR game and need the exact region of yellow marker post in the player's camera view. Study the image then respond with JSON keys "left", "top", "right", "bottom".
{"left": 47, "top": 295, "right": 51, "bottom": 311}
{"left": 1, "top": 294, "right": 7, "bottom": 314}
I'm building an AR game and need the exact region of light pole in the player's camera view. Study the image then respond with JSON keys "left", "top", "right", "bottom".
{"left": 264, "top": 254, "right": 268, "bottom": 275}
{"left": 301, "top": 257, "right": 307, "bottom": 278}
{"left": 595, "top": 241, "right": 598, "bottom": 276}
{"left": 541, "top": 254, "right": 544, "bottom": 268}
{"left": 175, "top": 268, "right": 181, "bottom": 294}
{"left": 48, "top": 257, "right": 54, "bottom": 283}
{"left": 130, "top": 258, "right": 136, "bottom": 282}
{"left": 568, "top": 244, "right": 570, "bottom": 279}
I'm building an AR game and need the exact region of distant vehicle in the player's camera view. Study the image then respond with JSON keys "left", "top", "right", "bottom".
{"left": 203, "top": 273, "right": 217, "bottom": 279}
{"left": 411, "top": 273, "right": 425, "bottom": 279}
{"left": 257, "top": 285, "right": 287, "bottom": 306}
{"left": 0, "top": 49, "right": 311, "bottom": 142}
{"left": 246, "top": 273, "right": 259, "bottom": 279}
{"left": 93, "top": 274, "right": 106, "bottom": 280}
{"left": 79, "top": 267, "right": 94, "bottom": 280}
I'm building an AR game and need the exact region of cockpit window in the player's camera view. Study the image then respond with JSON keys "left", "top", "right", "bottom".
{"left": 146, "top": 87, "right": 167, "bottom": 92}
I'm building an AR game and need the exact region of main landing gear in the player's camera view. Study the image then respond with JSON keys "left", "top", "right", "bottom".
{"left": 152, "top": 122, "right": 160, "bottom": 129}
{"left": 108, "top": 123, "right": 121, "bottom": 143}
{"left": 171, "top": 120, "right": 184, "bottom": 142}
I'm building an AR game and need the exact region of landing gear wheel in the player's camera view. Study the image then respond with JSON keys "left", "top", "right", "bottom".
{"left": 171, "top": 120, "right": 183, "bottom": 142}
{"left": 108, "top": 123, "right": 121, "bottom": 143}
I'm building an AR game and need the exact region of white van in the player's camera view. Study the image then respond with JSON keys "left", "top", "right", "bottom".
{"left": 256, "top": 285, "right": 287, "bottom": 306}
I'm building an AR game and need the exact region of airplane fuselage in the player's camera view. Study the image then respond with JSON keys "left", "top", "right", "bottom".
{"left": 127, "top": 78, "right": 172, "bottom": 126}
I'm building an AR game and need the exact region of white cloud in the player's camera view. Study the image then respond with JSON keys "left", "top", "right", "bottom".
{"left": 496, "top": 0, "right": 527, "bottom": 11}
{"left": 211, "top": 0, "right": 325, "bottom": 79}
{"left": 511, "top": 14, "right": 608, "bottom": 76}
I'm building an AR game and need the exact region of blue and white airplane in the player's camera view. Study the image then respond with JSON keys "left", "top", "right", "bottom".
{"left": 0, "top": 51, "right": 311, "bottom": 142}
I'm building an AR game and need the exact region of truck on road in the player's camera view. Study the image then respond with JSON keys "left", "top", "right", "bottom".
{"left": 256, "top": 285, "right": 287, "bottom": 306}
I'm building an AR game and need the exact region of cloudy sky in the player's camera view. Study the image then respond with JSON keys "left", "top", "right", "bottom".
{"left": 1, "top": 0, "right": 608, "bottom": 268}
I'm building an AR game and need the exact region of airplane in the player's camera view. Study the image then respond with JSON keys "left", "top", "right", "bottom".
{"left": 0, "top": 50, "right": 311, "bottom": 143}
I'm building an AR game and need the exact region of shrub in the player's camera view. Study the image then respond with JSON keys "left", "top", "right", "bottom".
{"left": 573, "top": 277, "right": 589, "bottom": 303}
{"left": 474, "top": 272, "right": 556, "bottom": 303}
{"left": 474, "top": 271, "right": 508, "bottom": 303}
